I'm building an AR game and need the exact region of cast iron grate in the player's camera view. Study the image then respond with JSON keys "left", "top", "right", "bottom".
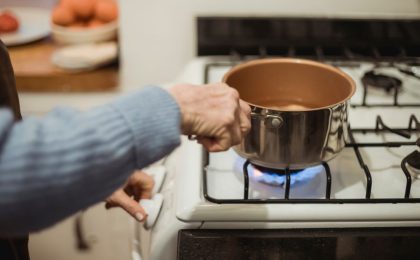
{"left": 202, "top": 115, "right": 420, "bottom": 204}
{"left": 351, "top": 67, "right": 420, "bottom": 108}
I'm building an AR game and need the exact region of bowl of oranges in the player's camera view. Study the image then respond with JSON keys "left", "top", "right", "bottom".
{"left": 51, "top": 0, "right": 118, "bottom": 44}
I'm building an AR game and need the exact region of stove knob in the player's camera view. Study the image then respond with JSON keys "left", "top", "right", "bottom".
{"left": 143, "top": 165, "right": 166, "bottom": 194}
{"left": 139, "top": 193, "right": 164, "bottom": 230}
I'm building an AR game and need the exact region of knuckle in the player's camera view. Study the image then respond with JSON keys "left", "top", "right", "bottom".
{"left": 244, "top": 126, "right": 251, "bottom": 135}
{"left": 240, "top": 100, "right": 251, "bottom": 112}
{"left": 245, "top": 104, "right": 251, "bottom": 114}
{"left": 220, "top": 141, "right": 231, "bottom": 151}
{"left": 243, "top": 121, "right": 251, "bottom": 131}
{"left": 229, "top": 88, "right": 240, "bottom": 99}
{"left": 218, "top": 82, "right": 230, "bottom": 89}
{"left": 141, "top": 173, "right": 155, "bottom": 188}
{"left": 223, "top": 114, "right": 235, "bottom": 125}
{"left": 149, "top": 177, "right": 155, "bottom": 188}
{"left": 231, "top": 136, "right": 240, "bottom": 146}
{"left": 246, "top": 121, "right": 252, "bottom": 129}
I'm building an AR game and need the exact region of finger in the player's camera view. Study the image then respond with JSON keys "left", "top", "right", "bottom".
{"left": 123, "top": 185, "right": 134, "bottom": 197}
{"left": 130, "top": 170, "right": 154, "bottom": 200}
{"left": 197, "top": 137, "right": 217, "bottom": 151}
{"left": 228, "top": 89, "right": 243, "bottom": 145}
{"left": 229, "top": 121, "right": 242, "bottom": 146}
{"left": 105, "top": 201, "right": 115, "bottom": 209}
{"left": 230, "top": 100, "right": 245, "bottom": 145}
{"left": 239, "top": 100, "right": 251, "bottom": 136}
{"left": 140, "top": 189, "right": 153, "bottom": 200}
{"left": 108, "top": 190, "right": 147, "bottom": 222}
{"left": 198, "top": 136, "right": 231, "bottom": 152}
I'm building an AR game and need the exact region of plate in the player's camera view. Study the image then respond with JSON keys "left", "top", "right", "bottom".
{"left": 51, "top": 41, "right": 118, "bottom": 71}
{"left": 0, "top": 7, "right": 51, "bottom": 46}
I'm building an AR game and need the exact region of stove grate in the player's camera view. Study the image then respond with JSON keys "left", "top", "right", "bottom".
{"left": 202, "top": 115, "right": 420, "bottom": 204}
{"left": 352, "top": 69, "right": 420, "bottom": 108}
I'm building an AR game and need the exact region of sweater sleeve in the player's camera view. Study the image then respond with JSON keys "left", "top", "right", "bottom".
{"left": 0, "top": 86, "right": 181, "bottom": 237}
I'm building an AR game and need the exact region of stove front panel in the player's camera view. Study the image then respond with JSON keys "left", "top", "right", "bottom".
{"left": 178, "top": 228, "right": 420, "bottom": 260}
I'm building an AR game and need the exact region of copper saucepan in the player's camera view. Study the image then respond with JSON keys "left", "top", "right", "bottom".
{"left": 223, "top": 58, "right": 356, "bottom": 169}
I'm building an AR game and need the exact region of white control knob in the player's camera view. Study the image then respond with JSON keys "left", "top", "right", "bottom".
{"left": 139, "top": 193, "right": 164, "bottom": 230}
{"left": 143, "top": 165, "right": 166, "bottom": 194}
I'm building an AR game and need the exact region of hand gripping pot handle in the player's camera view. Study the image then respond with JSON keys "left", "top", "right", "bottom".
{"left": 188, "top": 111, "right": 284, "bottom": 141}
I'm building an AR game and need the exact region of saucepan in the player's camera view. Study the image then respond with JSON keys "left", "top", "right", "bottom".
{"left": 223, "top": 58, "right": 356, "bottom": 169}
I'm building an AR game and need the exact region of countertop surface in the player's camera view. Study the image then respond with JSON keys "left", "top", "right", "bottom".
{"left": 8, "top": 37, "right": 119, "bottom": 92}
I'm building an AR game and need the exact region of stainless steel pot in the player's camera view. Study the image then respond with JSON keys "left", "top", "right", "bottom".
{"left": 223, "top": 58, "right": 356, "bottom": 169}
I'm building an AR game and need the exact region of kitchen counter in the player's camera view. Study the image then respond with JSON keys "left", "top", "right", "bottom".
{"left": 8, "top": 37, "right": 119, "bottom": 92}
{"left": 4, "top": 37, "right": 128, "bottom": 116}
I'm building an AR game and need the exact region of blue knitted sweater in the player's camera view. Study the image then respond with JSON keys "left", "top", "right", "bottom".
{"left": 0, "top": 86, "right": 181, "bottom": 236}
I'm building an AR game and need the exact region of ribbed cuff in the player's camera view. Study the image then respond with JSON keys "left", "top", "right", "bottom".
{"left": 111, "top": 86, "right": 181, "bottom": 168}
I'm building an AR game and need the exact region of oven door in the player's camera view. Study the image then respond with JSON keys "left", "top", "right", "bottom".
{"left": 178, "top": 227, "right": 420, "bottom": 259}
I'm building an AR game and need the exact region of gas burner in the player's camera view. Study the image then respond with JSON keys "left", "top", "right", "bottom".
{"left": 403, "top": 149, "right": 420, "bottom": 179}
{"left": 253, "top": 164, "right": 303, "bottom": 175}
{"left": 234, "top": 157, "right": 323, "bottom": 187}
{"left": 407, "top": 150, "right": 420, "bottom": 171}
{"left": 362, "top": 70, "right": 402, "bottom": 94}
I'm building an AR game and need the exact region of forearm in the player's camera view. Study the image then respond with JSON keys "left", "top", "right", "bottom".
{"left": 0, "top": 86, "right": 181, "bottom": 236}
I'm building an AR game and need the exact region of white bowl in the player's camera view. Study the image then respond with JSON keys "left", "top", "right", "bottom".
{"left": 51, "top": 21, "right": 118, "bottom": 45}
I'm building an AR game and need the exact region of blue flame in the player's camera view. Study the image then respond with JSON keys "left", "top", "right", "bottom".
{"left": 234, "top": 156, "right": 323, "bottom": 186}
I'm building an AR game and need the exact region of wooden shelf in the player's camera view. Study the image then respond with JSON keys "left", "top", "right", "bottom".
{"left": 8, "top": 37, "right": 119, "bottom": 92}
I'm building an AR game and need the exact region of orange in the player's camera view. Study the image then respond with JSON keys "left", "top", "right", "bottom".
{"left": 71, "top": 0, "right": 96, "bottom": 20}
{"left": 51, "top": 6, "right": 75, "bottom": 26}
{"left": 94, "top": 0, "right": 118, "bottom": 23}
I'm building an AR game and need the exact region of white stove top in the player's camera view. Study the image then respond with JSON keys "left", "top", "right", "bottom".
{"left": 175, "top": 141, "right": 420, "bottom": 224}
{"left": 172, "top": 57, "right": 420, "bottom": 227}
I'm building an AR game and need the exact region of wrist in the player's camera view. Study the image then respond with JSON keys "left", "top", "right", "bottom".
{"left": 167, "top": 83, "right": 195, "bottom": 135}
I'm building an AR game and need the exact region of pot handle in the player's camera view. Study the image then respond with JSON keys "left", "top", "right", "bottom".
{"left": 250, "top": 111, "right": 261, "bottom": 119}
{"left": 251, "top": 112, "right": 284, "bottom": 128}
{"left": 189, "top": 114, "right": 284, "bottom": 140}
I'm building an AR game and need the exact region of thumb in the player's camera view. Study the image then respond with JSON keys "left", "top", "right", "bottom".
{"left": 110, "top": 190, "right": 148, "bottom": 222}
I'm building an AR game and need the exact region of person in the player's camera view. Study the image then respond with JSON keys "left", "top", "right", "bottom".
{"left": 0, "top": 39, "right": 250, "bottom": 259}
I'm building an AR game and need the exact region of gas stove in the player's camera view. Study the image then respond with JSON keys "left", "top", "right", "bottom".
{"left": 137, "top": 17, "right": 420, "bottom": 260}
{"left": 173, "top": 64, "right": 420, "bottom": 259}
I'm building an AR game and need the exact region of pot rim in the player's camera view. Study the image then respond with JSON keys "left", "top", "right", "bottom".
{"left": 222, "top": 58, "right": 356, "bottom": 112}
